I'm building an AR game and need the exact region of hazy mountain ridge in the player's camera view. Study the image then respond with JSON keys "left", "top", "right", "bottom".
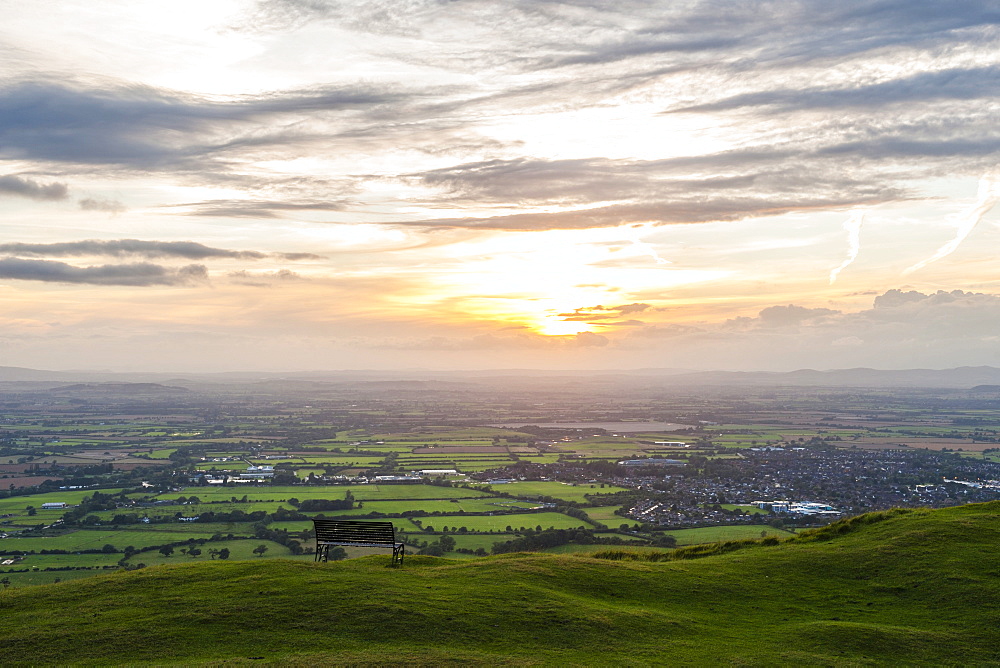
{"left": 3, "top": 365, "right": 1000, "bottom": 389}
{"left": 47, "top": 382, "right": 191, "bottom": 394}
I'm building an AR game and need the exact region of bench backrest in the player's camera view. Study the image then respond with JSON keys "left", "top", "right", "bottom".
{"left": 313, "top": 519, "right": 397, "bottom": 545}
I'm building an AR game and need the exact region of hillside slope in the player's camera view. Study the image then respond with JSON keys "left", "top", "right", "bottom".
{"left": 3, "top": 503, "right": 1000, "bottom": 666}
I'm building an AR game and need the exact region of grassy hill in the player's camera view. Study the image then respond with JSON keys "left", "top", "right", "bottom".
{"left": 3, "top": 502, "right": 1000, "bottom": 665}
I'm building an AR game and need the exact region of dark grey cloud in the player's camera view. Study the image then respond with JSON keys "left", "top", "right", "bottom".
{"left": 0, "top": 79, "right": 406, "bottom": 168}
{"left": 397, "top": 152, "right": 905, "bottom": 229}
{"left": 0, "top": 174, "right": 68, "bottom": 200}
{"left": 548, "top": 0, "right": 1000, "bottom": 70}
{"left": 672, "top": 65, "right": 1000, "bottom": 114}
{"left": 0, "top": 258, "right": 208, "bottom": 286}
{"left": 0, "top": 239, "right": 323, "bottom": 261}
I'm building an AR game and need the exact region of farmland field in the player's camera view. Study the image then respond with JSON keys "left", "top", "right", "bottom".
{"left": 488, "top": 481, "right": 631, "bottom": 504}
{"left": 665, "top": 525, "right": 796, "bottom": 545}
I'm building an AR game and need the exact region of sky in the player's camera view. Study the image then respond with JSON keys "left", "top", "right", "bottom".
{"left": 1, "top": 0, "right": 1000, "bottom": 373}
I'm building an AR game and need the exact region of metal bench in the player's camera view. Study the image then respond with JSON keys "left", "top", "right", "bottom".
{"left": 312, "top": 519, "right": 405, "bottom": 566}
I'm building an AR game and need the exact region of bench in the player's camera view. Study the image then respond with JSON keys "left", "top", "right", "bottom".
{"left": 313, "top": 519, "right": 405, "bottom": 566}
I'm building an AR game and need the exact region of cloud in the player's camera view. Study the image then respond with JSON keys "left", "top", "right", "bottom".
{"left": 756, "top": 305, "right": 839, "bottom": 327}
{"left": 0, "top": 240, "right": 323, "bottom": 261}
{"left": 171, "top": 198, "right": 350, "bottom": 218}
{"left": 0, "top": 79, "right": 408, "bottom": 168}
{"left": 405, "top": 155, "right": 908, "bottom": 230}
{"left": 546, "top": 1, "right": 1000, "bottom": 71}
{"left": 574, "top": 331, "right": 609, "bottom": 346}
{"left": 228, "top": 269, "right": 304, "bottom": 286}
{"left": 0, "top": 174, "right": 68, "bottom": 200}
{"left": 78, "top": 197, "right": 126, "bottom": 214}
{"left": 558, "top": 302, "right": 654, "bottom": 323}
{"left": 672, "top": 65, "right": 1000, "bottom": 114}
{"left": 379, "top": 329, "right": 609, "bottom": 350}
{"left": 615, "top": 303, "right": 652, "bottom": 314}
{"left": 0, "top": 258, "right": 208, "bottom": 286}
{"left": 620, "top": 288, "right": 1000, "bottom": 370}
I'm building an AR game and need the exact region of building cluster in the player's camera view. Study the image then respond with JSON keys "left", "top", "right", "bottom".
{"left": 616, "top": 447, "right": 1000, "bottom": 527}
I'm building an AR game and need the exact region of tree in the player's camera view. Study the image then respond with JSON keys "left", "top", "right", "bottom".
{"left": 439, "top": 535, "right": 456, "bottom": 552}
{"left": 188, "top": 548, "right": 202, "bottom": 558}
{"left": 253, "top": 544, "right": 269, "bottom": 557}
{"left": 328, "top": 546, "right": 347, "bottom": 561}
{"left": 217, "top": 548, "right": 231, "bottom": 560}
{"left": 159, "top": 546, "right": 174, "bottom": 557}
{"left": 101, "top": 544, "right": 117, "bottom": 554}
{"left": 208, "top": 549, "right": 219, "bottom": 560}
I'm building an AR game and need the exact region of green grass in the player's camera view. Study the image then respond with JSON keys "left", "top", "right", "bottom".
{"left": 2, "top": 502, "right": 1000, "bottom": 664}
{"left": 666, "top": 525, "right": 795, "bottom": 545}
{"left": 539, "top": 543, "right": 672, "bottom": 556}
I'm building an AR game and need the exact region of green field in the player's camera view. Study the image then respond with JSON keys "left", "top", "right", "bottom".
{"left": 579, "top": 505, "right": 626, "bottom": 523}
{"left": 666, "top": 525, "right": 796, "bottom": 545}
{"left": 0, "top": 528, "right": 253, "bottom": 553}
{"left": 0, "top": 489, "right": 126, "bottom": 514}
{"left": 312, "top": 498, "right": 541, "bottom": 516}
{"left": 490, "top": 481, "right": 631, "bottom": 504}
{"left": 157, "top": 484, "right": 492, "bottom": 502}
{"left": 0, "top": 539, "right": 298, "bottom": 587}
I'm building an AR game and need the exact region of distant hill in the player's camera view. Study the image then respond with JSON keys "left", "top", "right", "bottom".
{"left": 47, "top": 382, "right": 190, "bottom": 394}
{"left": 2, "top": 502, "right": 999, "bottom": 665}
{"left": 3, "top": 365, "right": 1000, "bottom": 389}
{"left": 672, "top": 365, "right": 1000, "bottom": 388}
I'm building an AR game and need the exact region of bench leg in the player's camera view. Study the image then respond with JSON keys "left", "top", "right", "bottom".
{"left": 392, "top": 544, "right": 404, "bottom": 567}
{"left": 316, "top": 544, "right": 329, "bottom": 562}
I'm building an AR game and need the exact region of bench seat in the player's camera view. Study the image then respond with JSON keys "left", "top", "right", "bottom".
{"left": 313, "top": 519, "right": 405, "bottom": 566}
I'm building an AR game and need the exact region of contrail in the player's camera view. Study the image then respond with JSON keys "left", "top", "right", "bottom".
{"left": 625, "top": 224, "right": 671, "bottom": 265}
{"left": 829, "top": 210, "right": 865, "bottom": 284}
{"left": 903, "top": 172, "right": 1000, "bottom": 275}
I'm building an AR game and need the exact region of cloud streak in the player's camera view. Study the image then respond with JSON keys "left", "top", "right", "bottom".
{"left": 0, "top": 258, "right": 208, "bottom": 286}
{"left": 0, "top": 240, "right": 323, "bottom": 261}
{"left": 0, "top": 79, "right": 410, "bottom": 168}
